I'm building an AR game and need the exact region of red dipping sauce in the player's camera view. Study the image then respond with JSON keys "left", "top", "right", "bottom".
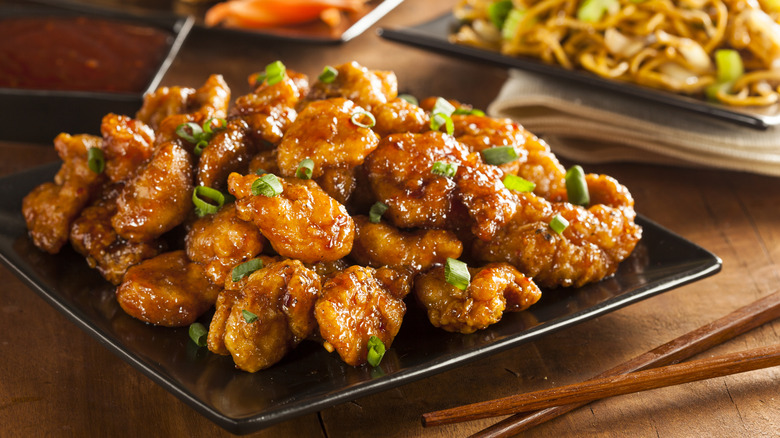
{"left": 0, "top": 16, "right": 172, "bottom": 93}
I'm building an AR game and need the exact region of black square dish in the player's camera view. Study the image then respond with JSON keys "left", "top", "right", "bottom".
{"left": 0, "top": 3, "right": 192, "bottom": 144}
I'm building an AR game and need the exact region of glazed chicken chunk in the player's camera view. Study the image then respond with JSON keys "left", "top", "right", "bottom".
{"left": 315, "top": 265, "right": 407, "bottom": 366}
{"left": 116, "top": 250, "right": 222, "bottom": 327}
{"left": 99, "top": 113, "right": 155, "bottom": 183}
{"left": 307, "top": 61, "right": 397, "bottom": 111}
{"left": 414, "top": 263, "right": 542, "bottom": 334}
{"left": 207, "top": 259, "right": 321, "bottom": 372}
{"left": 228, "top": 172, "right": 355, "bottom": 263}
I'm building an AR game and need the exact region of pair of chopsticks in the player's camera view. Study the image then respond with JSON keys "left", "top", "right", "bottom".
{"left": 422, "top": 290, "right": 780, "bottom": 437}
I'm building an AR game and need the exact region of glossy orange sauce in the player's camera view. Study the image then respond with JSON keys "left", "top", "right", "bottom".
{"left": 0, "top": 16, "right": 172, "bottom": 93}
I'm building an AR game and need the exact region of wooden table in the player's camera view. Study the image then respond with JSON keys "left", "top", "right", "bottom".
{"left": 2, "top": 1, "right": 779, "bottom": 436}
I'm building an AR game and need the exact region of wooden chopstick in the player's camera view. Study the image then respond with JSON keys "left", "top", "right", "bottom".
{"left": 420, "top": 290, "right": 780, "bottom": 435}
{"left": 423, "top": 342, "right": 780, "bottom": 427}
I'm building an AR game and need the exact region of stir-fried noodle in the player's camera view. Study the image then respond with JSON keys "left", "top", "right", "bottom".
{"left": 452, "top": 0, "right": 780, "bottom": 106}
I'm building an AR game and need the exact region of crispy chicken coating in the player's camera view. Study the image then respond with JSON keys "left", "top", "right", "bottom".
{"left": 232, "top": 70, "right": 309, "bottom": 146}
{"left": 135, "top": 74, "right": 230, "bottom": 132}
{"left": 315, "top": 265, "right": 406, "bottom": 366}
{"left": 454, "top": 155, "right": 518, "bottom": 241}
{"left": 414, "top": 263, "right": 542, "bottom": 334}
{"left": 247, "top": 149, "right": 279, "bottom": 175}
{"left": 228, "top": 172, "right": 355, "bottom": 263}
{"left": 185, "top": 204, "right": 267, "bottom": 285}
{"left": 207, "top": 259, "right": 321, "bottom": 372}
{"left": 472, "top": 174, "right": 642, "bottom": 288}
{"left": 197, "top": 118, "right": 257, "bottom": 190}
{"left": 350, "top": 215, "right": 463, "bottom": 272}
{"left": 70, "top": 186, "right": 166, "bottom": 284}
{"left": 22, "top": 133, "right": 105, "bottom": 254}
{"left": 308, "top": 61, "right": 397, "bottom": 111}
{"left": 372, "top": 97, "right": 429, "bottom": 137}
{"left": 364, "top": 131, "right": 471, "bottom": 229}
{"left": 112, "top": 142, "right": 194, "bottom": 242}
{"left": 116, "top": 250, "right": 221, "bottom": 327}
{"left": 276, "top": 98, "right": 380, "bottom": 179}
{"left": 100, "top": 113, "right": 155, "bottom": 183}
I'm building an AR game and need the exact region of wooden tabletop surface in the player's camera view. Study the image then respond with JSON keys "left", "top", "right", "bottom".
{"left": 2, "top": 1, "right": 779, "bottom": 437}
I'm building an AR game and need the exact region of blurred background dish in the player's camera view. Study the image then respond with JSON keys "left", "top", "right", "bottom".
{"left": 0, "top": 2, "right": 192, "bottom": 144}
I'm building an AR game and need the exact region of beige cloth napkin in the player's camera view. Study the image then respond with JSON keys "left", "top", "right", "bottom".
{"left": 488, "top": 69, "right": 780, "bottom": 177}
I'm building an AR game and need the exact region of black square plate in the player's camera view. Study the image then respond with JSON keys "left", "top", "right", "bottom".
{"left": 0, "top": 163, "right": 721, "bottom": 434}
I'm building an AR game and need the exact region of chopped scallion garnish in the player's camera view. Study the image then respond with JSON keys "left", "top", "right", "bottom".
{"left": 175, "top": 122, "right": 202, "bottom": 144}
{"left": 318, "top": 65, "right": 338, "bottom": 83}
{"left": 242, "top": 309, "right": 258, "bottom": 323}
{"left": 87, "top": 147, "right": 105, "bottom": 174}
{"left": 231, "top": 258, "right": 264, "bottom": 282}
{"left": 366, "top": 335, "right": 386, "bottom": 367}
{"left": 188, "top": 322, "right": 208, "bottom": 347}
{"left": 549, "top": 214, "right": 569, "bottom": 234}
{"left": 565, "top": 165, "right": 590, "bottom": 206}
{"left": 444, "top": 258, "right": 470, "bottom": 290}
{"left": 192, "top": 186, "right": 225, "bottom": 217}
{"left": 203, "top": 117, "right": 227, "bottom": 135}
{"left": 351, "top": 110, "right": 376, "bottom": 128}
{"left": 368, "top": 202, "right": 389, "bottom": 223}
{"left": 430, "top": 113, "right": 455, "bottom": 135}
{"left": 194, "top": 140, "right": 208, "bottom": 156}
{"left": 398, "top": 94, "right": 419, "bottom": 106}
{"left": 481, "top": 145, "right": 519, "bottom": 165}
{"left": 264, "top": 60, "right": 286, "bottom": 85}
{"left": 431, "top": 161, "right": 458, "bottom": 178}
{"left": 453, "top": 107, "right": 486, "bottom": 117}
{"left": 296, "top": 158, "right": 315, "bottom": 179}
{"left": 488, "top": 0, "right": 514, "bottom": 29}
{"left": 251, "top": 173, "right": 283, "bottom": 197}
{"left": 502, "top": 174, "right": 536, "bottom": 192}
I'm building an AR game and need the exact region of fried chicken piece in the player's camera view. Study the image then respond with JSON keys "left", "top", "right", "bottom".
{"left": 232, "top": 70, "right": 309, "bottom": 146}
{"left": 372, "top": 97, "right": 429, "bottom": 137}
{"left": 315, "top": 265, "right": 406, "bottom": 366}
{"left": 364, "top": 131, "right": 471, "bottom": 230}
{"left": 247, "top": 149, "right": 280, "bottom": 175}
{"left": 350, "top": 215, "right": 463, "bottom": 272}
{"left": 100, "top": 113, "right": 155, "bottom": 183}
{"left": 206, "top": 259, "right": 321, "bottom": 372}
{"left": 185, "top": 203, "right": 267, "bottom": 285}
{"left": 112, "top": 142, "right": 194, "bottom": 242}
{"left": 307, "top": 61, "right": 397, "bottom": 111}
{"left": 414, "top": 263, "right": 542, "bottom": 334}
{"left": 116, "top": 250, "right": 221, "bottom": 327}
{"left": 135, "top": 85, "right": 194, "bottom": 130}
{"left": 70, "top": 185, "right": 166, "bottom": 284}
{"left": 514, "top": 130, "right": 568, "bottom": 201}
{"left": 197, "top": 118, "right": 257, "bottom": 190}
{"left": 276, "top": 98, "right": 380, "bottom": 179}
{"left": 471, "top": 174, "right": 642, "bottom": 288}
{"left": 452, "top": 114, "right": 526, "bottom": 177}
{"left": 454, "top": 155, "right": 518, "bottom": 241}
{"left": 22, "top": 133, "right": 106, "bottom": 254}
{"left": 228, "top": 172, "right": 355, "bottom": 263}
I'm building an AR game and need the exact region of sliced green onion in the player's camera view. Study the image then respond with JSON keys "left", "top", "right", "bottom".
{"left": 431, "top": 97, "right": 456, "bottom": 118}
{"left": 502, "top": 8, "right": 527, "bottom": 39}
{"left": 296, "top": 158, "right": 315, "bottom": 179}
{"left": 251, "top": 173, "right": 283, "bottom": 197}
{"left": 231, "top": 258, "right": 264, "bottom": 282}
{"left": 175, "top": 122, "right": 203, "bottom": 144}
{"left": 318, "top": 65, "right": 338, "bottom": 83}
{"left": 255, "top": 168, "right": 268, "bottom": 175}
{"left": 351, "top": 110, "right": 376, "bottom": 128}
{"left": 502, "top": 174, "right": 536, "bottom": 192}
{"left": 189, "top": 322, "right": 208, "bottom": 347}
{"left": 192, "top": 186, "right": 226, "bottom": 217}
{"left": 265, "top": 60, "right": 286, "bottom": 85}
{"left": 368, "top": 202, "right": 388, "bottom": 223}
{"left": 445, "top": 258, "right": 470, "bottom": 290}
{"left": 453, "top": 107, "right": 486, "bottom": 117}
{"left": 242, "top": 309, "right": 258, "bottom": 323}
{"left": 715, "top": 49, "right": 744, "bottom": 83}
{"left": 430, "top": 113, "right": 455, "bottom": 135}
{"left": 203, "top": 117, "right": 227, "bottom": 135}
{"left": 398, "top": 94, "right": 419, "bottom": 106}
{"left": 193, "top": 139, "right": 208, "bottom": 156}
{"left": 87, "top": 147, "right": 105, "bottom": 174}
{"left": 366, "top": 335, "right": 386, "bottom": 367}
{"left": 549, "top": 214, "right": 569, "bottom": 234}
{"left": 481, "top": 145, "right": 519, "bottom": 165}
{"left": 565, "top": 165, "right": 590, "bottom": 206}
{"left": 577, "top": 0, "right": 619, "bottom": 22}
{"left": 488, "top": 0, "right": 514, "bottom": 29}
{"left": 431, "top": 161, "right": 458, "bottom": 178}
